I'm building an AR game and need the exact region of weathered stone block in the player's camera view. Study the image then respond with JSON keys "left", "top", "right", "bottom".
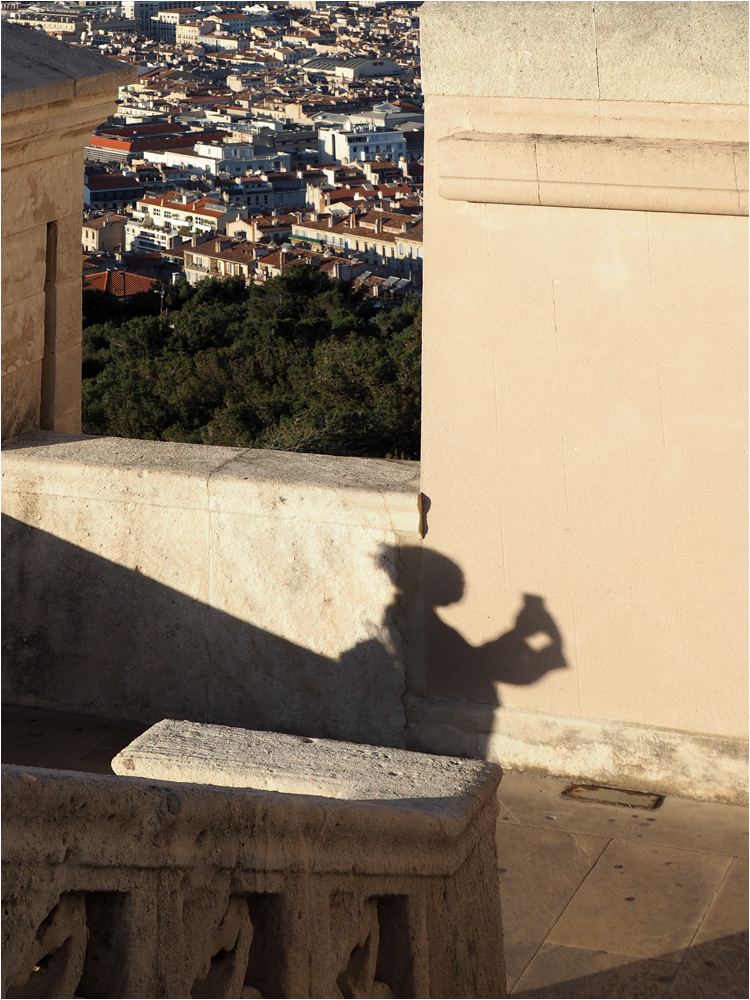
{"left": 0, "top": 222, "right": 46, "bottom": 305}
{"left": 54, "top": 212, "right": 87, "bottom": 286}
{"left": 40, "top": 343, "right": 81, "bottom": 433}
{"left": 3, "top": 729, "right": 505, "bottom": 997}
{"left": 45, "top": 277, "right": 83, "bottom": 355}
{"left": 1, "top": 152, "right": 81, "bottom": 238}
{"left": 1, "top": 360, "right": 41, "bottom": 440}
{"left": 0, "top": 291, "right": 45, "bottom": 376}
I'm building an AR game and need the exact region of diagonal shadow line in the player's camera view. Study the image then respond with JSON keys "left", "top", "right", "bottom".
{"left": 511, "top": 932, "right": 749, "bottom": 999}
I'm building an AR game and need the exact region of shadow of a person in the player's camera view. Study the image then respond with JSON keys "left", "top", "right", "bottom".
{"left": 378, "top": 545, "right": 567, "bottom": 707}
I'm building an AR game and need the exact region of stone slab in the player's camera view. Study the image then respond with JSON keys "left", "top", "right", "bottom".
{"left": 1, "top": 432, "right": 420, "bottom": 532}
{"left": 421, "top": 2, "right": 748, "bottom": 105}
{"left": 496, "top": 821, "right": 608, "bottom": 990}
{"left": 1, "top": 22, "right": 133, "bottom": 113}
{"left": 112, "top": 719, "right": 502, "bottom": 834}
{"left": 512, "top": 943, "right": 678, "bottom": 998}
{"left": 546, "top": 839, "right": 732, "bottom": 961}
{"left": 496, "top": 772, "right": 750, "bottom": 857}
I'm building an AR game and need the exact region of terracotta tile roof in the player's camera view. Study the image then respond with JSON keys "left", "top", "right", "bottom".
{"left": 185, "top": 239, "right": 267, "bottom": 264}
{"left": 83, "top": 271, "right": 158, "bottom": 298}
{"left": 137, "top": 193, "right": 226, "bottom": 219}
{"left": 85, "top": 214, "right": 128, "bottom": 230}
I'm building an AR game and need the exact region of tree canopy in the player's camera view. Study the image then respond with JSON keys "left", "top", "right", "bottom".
{"left": 82, "top": 266, "right": 421, "bottom": 460}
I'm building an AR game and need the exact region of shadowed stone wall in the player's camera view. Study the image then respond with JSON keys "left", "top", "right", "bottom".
{"left": 1, "top": 25, "right": 133, "bottom": 439}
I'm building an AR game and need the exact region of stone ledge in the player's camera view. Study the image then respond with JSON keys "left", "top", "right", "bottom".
{"left": 111, "top": 719, "right": 501, "bottom": 838}
{"left": 1, "top": 22, "right": 134, "bottom": 115}
{"left": 1, "top": 431, "right": 421, "bottom": 533}
{"left": 438, "top": 132, "right": 749, "bottom": 215}
{"left": 421, "top": 1, "right": 749, "bottom": 105}
{"left": 2, "top": 759, "right": 499, "bottom": 878}
{"left": 406, "top": 698, "right": 749, "bottom": 806}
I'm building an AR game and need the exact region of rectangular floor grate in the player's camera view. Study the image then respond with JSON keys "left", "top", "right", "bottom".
{"left": 561, "top": 783, "right": 664, "bottom": 809}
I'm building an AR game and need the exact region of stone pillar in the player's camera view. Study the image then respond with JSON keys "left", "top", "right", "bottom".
{"left": 1, "top": 25, "right": 133, "bottom": 439}
{"left": 416, "top": 2, "right": 748, "bottom": 798}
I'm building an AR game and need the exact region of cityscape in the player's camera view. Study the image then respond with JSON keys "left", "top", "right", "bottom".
{"left": 4, "top": 0, "right": 425, "bottom": 299}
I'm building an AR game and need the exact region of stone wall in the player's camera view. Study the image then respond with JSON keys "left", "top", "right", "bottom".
{"left": 418, "top": 2, "right": 748, "bottom": 788}
{"left": 2, "top": 432, "right": 422, "bottom": 748}
{"left": 1, "top": 25, "right": 133, "bottom": 439}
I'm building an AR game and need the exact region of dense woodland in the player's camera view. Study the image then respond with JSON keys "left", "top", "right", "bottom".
{"left": 82, "top": 267, "right": 421, "bottom": 460}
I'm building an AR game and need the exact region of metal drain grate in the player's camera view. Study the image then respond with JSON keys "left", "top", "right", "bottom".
{"left": 561, "top": 784, "right": 664, "bottom": 809}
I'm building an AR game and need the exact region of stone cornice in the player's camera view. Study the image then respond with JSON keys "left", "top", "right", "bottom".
{"left": 438, "top": 131, "right": 749, "bottom": 216}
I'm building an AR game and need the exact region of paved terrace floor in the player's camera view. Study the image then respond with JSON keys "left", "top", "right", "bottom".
{"left": 2, "top": 705, "right": 747, "bottom": 999}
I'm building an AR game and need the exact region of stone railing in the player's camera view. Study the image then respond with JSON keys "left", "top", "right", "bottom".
{"left": 1, "top": 432, "right": 421, "bottom": 749}
{"left": 1, "top": 724, "right": 505, "bottom": 999}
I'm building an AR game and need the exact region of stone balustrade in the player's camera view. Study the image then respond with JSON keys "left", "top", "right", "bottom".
{"left": 1, "top": 724, "right": 505, "bottom": 999}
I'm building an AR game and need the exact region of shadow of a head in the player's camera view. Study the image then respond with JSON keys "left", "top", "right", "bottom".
{"left": 376, "top": 543, "right": 464, "bottom": 605}
{"left": 376, "top": 544, "right": 567, "bottom": 702}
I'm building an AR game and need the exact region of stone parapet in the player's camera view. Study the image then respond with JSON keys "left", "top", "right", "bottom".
{"left": 1, "top": 433, "right": 421, "bottom": 748}
{"left": 2, "top": 731, "right": 505, "bottom": 998}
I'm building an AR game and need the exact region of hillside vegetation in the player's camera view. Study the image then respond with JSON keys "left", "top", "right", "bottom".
{"left": 82, "top": 266, "right": 421, "bottom": 460}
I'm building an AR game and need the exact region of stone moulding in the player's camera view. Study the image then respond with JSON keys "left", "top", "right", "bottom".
{"left": 407, "top": 698, "right": 749, "bottom": 807}
{"left": 438, "top": 132, "right": 749, "bottom": 216}
{"left": 1, "top": 732, "right": 505, "bottom": 999}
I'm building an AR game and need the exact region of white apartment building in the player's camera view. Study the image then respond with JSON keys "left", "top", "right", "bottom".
{"left": 141, "top": 141, "right": 291, "bottom": 177}
{"left": 125, "top": 193, "right": 243, "bottom": 252}
{"left": 318, "top": 124, "right": 406, "bottom": 166}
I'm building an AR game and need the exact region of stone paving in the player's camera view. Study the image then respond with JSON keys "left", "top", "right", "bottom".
{"left": 3, "top": 705, "right": 748, "bottom": 999}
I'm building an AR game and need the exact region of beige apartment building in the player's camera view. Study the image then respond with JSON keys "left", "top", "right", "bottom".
{"left": 81, "top": 213, "right": 127, "bottom": 253}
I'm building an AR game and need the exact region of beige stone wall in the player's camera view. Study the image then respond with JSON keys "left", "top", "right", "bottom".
{"left": 1, "top": 31, "right": 132, "bottom": 439}
{"left": 419, "top": 3, "right": 748, "bottom": 753}
{"left": 2, "top": 433, "right": 421, "bottom": 747}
